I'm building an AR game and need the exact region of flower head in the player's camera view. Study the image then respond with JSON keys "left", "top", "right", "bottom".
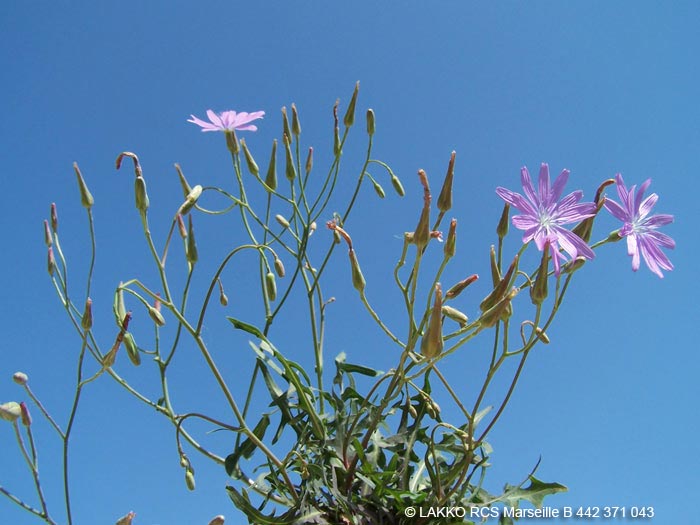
{"left": 188, "top": 109, "right": 265, "bottom": 132}
{"left": 496, "top": 163, "right": 596, "bottom": 274}
{"left": 603, "top": 173, "right": 674, "bottom": 278}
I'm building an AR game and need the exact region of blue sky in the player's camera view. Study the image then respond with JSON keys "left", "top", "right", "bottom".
{"left": 1, "top": 2, "right": 698, "bottom": 524}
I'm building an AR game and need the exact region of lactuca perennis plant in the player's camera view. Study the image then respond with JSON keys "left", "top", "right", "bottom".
{"left": 0, "top": 83, "right": 674, "bottom": 525}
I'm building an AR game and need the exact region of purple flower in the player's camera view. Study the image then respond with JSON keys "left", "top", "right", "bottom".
{"left": 496, "top": 163, "right": 596, "bottom": 274}
{"left": 188, "top": 109, "right": 265, "bottom": 132}
{"left": 603, "top": 173, "right": 674, "bottom": 278}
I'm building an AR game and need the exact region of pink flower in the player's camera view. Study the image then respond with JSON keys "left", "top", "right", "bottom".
{"left": 188, "top": 109, "right": 265, "bottom": 132}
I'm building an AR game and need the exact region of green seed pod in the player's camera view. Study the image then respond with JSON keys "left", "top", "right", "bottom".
{"left": 283, "top": 134, "right": 296, "bottom": 181}
{"left": 442, "top": 305, "right": 468, "bottom": 326}
{"left": 186, "top": 216, "right": 198, "bottom": 265}
{"left": 480, "top": 288, "right": 518, "bottom": 328}
{"left": 218, "top": 279, "right": 229, "bottom": 306}
{"left": 437, "top": 151, "right": 455, "bottom": 212}
{"left": 240, "top": 138, "right": 259, "bottom": 176}
{"left": 530, "top": 245, "right": 550, "bottom": 305}
{"left": 174, "top": 163, "right": 192, "bottom": 198}
{"left": 20, "top": 402, "right": 32, "bottom": 427}
{"left": 390, "top": 174, "right": 405, "bottom": 197}
{"left": 366, "top": 108, "right": 375, "bottom": 136}
{"left": 73, "top": 162, "right": 94, "bottom": 209}
{"left": 123, "top": 332, "right": 141, "bottom": 366}
{"left": 348, "top": 249, "right": 366, "bottom": 293}
{"left": 225, "top": 129, "right": 239, "bottom": 155}
{"left": 43, "top": 220, "right": 52, "bottom": 247}
{"left": 265, "top": 139, "right": 278, "bottom": 191}
{"left": 13, "top": 372, "right": 28, "bottom": 385}
{"left": 274, "top": 257, "right": 285, "bottom": 278}
{"left": 445, "top": 274, "right": 479, "bottom": 300}
{"left": 148, "top": 306, "right": 166, "bottom": 327}
{"left": 372, "top": 179, "right": 386, "bottom": 199}
{"left": 444, "top": 218, "right": 457, "bottom": 259}
{"left": 420, "top": 284, "right": 444, "bottom": 359}
{"left": 480, "top": 254, "right": 518, "bottom": 312}
{"left": 497, "top": 203, "right": 510, "bottom": 240}
{"left": 291, "top": 103, "right": 301, "bottom": 136}
{"left": 134, "top": 176, "right": 149, "bottom": 214}
{"left": 178, "top": 185, "right": 203, "bottom": 216}
{"left": 343, "top": 81, "right": 359, "bottom": 127}
{"left": 114, "top": 284, "right": 127, "bottom": 328}
{"left": 0, "top": 402, "right": 21, "bottom": 423}
{"left": 275, "top": 214, "right": 290, "bottom": 229}
{"left": 185, "top": 470, "right": 196, "bottom": 491}
{"left": 489, "top": 245, "right": 501, "bottom": 287}
{"left": 305, "top": 147, "right": 313, "bottom": 177}
{"left": 81, "top": 298, "right": 93, "bottom": 331}
{"left": 265, "top": 272, "right": 277, "bottom": 302}
{"left": 47, "top": 247, "right": 56, "bottom": 275}
{"left": 281, "top": 106, "right": 292, "bottom": 142}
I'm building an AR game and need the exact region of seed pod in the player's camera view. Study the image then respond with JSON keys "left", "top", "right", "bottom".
{"left": 343, "top": 81, "right": 359, "bottom": 127}
{"left": 20, "top": 402, "right": 32, "bottom": 427}
{"left": 0, "top": 402, "right": 21, "bottom": 423}
{"left": 496, "top": 203, "right": 510, "bottom": 239}
{"left": 444, "top": 219, "right": 457, "bottom": 259}
{"left": 177, "top": 214, "right": 187, "bottom": 238}
{"left": 480, "top": 254, "right": 518, "bottom": 312}
{"left": 240, "top": 139, "right": 259, "bottom": 176}
{"left": 291, "top": 103, "right": 301, "bottom": 136}
{"left": 81, "top": 298, "right": 93, "bottom": 331}
{"left": 47, "top": 247, "right": 56, "bottom": 275}
{"left": 208, "top": 516, "right": 225, "bottom": 525}
{"left": 274, "top": 257, "right": 285, "bottom": 278}
{"left": 186, "top": 216, "right": 198, "bottom": 265}
{"left": 114, "top": 285, "right": 127, "bottom": 328}
{"left": 265, "top": 139, "right": 278, "bottom": 191}
{"left": 275, "top": 214, "right": 290, "bottom": 229}
{"left": 218, "top": 279, "right": 229, "bottom": 306}
{"left": 283, "top": 134, "right": 296, "bottom": 181}
{"left": 123, "top": 332, "right": 141, "bottom": 366}
{"left": 530, "top": 244, "right": 550, "bottom": 305}
{"left": 13, "top": 372, "right": 28, "bottom": 385}
{"left": 134, "top": 176, "right": 149, "bottom": 214}
{"left": 442, "top": 305, "right": 468, "bottom": 326}
{"left": 479, "top": 288, "right": 518, "bottom": 328}
{"left": 185, "top": 470, "right": 196, "bottom": 491}
{"left": 305, "top": 147, "right": 313, "bottom": 176}
{"left": 148, "top": 306, "right": 166, "bottom": 327}
{"left": 437, "top": 151, "right": 456, "bottom": 212}
{"left": 174, "top": 163, "right": 192, "bottom": 198}
{"left": 420, "top": 284, "right": 444, "bottom": 359}
{"left": 225, "top": 129, "right": 239, "bottom": 155}
{"left": 178, "top": 185, "right": 203, "bottom": 216}
{"left": 265, "top": 272, "right": 277, "bottom": 302}
{"left": 445, "top": 274, "right": 479, "bottom": 300}
{"left": 372, "top": 179, "right": 385, "bottom": 199}
{"left": 366, "top": 108, "right": 375, "bottom": 136}
{"left": 43, "top": 220, "right": 52, "bottom": 247}
{"left": 413, "top": 170, "right": 431, "bottom": 248}
{"left": 390, "top": 174, "right": 405, "bottom": 197}
{"left": 74, "top": 162, "right": 94, "bottom": 209}
{"left": 281, "top": 106, "right": 292, "bottom": 142}
{"left": 348, "top": 249, "right": 366, "bottom": 293}
{"left": 50, "top": 203, "right": 58, "bottom": 233}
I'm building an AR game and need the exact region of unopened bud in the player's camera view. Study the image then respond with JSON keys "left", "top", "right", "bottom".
{"left": 305, "top": 147, "right": 313, "bottom": 176}
{"left": 134, "top": 176, "right": 149, "bottom": 214}
{"left": 291, "top": 103, "right": 301, "bottom": 136}
{"left": 177, "top": 214, "right": 187, "bottom": 239}
{"left": 74, "top": 162, "right": 94, "bottom": 208}
{"left": 81, "top": 298, "right": 93, "bottom": 331}
{"left": 148, "top": 306, "right": 166, "bottom": 327}
{"left": 437, "top": 151, "right": 455, "bottom": 212}
{"left": 115, "top": 511, "right": 136, "bottom": 525}
{"left": 480, "top": 254, "right": 518, "bottom": 312}
{"left": 274, "top": 257, "right": 285, "bottom": 278}
{"left": 333, "top": 124, "right": 341, "bottom": 157}
{"left": 123, "top": 332, "right": 141, "bottom": 366}
{"left": 480, "top": 287, "right": 518, "bottom": 328}
{"left": 114, "top": 284, "right": 127, "bottom": 328}
{"left": 607, "top": 229, "right": 623, "bottom": 243}
{"left": 445, "top": 274, "right": 479, "bottom": 300}
{"left": 50, "top": 203, "right": 58, "bottom": 233}
{"left": 444, "top": 219, "right": 457, "bottom": 258}
{"left": 349, "top": 249, "right": 366, "bottom": 293}
{"left": 208, "top": 516, "right": 225, "bottom": 525}
{"left": 281, "top": 107, "right": 292, "bottom": 142}
{"left": 43, "top": 220, "right": 52, "bottom": 247}
{"left": 218, "top": 279, "right": 228, "bottom": 306}
{"left": 413, "top": 170, "right": 432, "bottom": 248}
{"left": 265, "top": 140, "right": 278, "bottom": 191}
{"left": 563, "top": 256, "right": 587, "bottom": 274}
{"left": 174, "top": 163, "right": 192, "bottom": 198}
{"left": 489, "top": 245, "right": 501, "bottom": 287}
{"left": 283, "top": 134, "right": 296, "bottom": 181}
{"left": 186, "top": 216, "right": 198, "bottom": 265}
{"left": 344, "top": 81, "right": 360, "bottom": 127}
{"left": 535, "top": 326, "right": 550, "bottom": 344}
{"left": 275, "top": 214, "right": 290, "bottom": 229}
{"left": 225, "top": 129, "right": 239, "bottom": 155}
{"left": 0, "top": 402, "right": 21, "bottom": 423}
{"left": 366, "top": 108, "right": 375, "bottom": 136}
{"left": 530, "top": 244, "right": 550, "bottom": 305}
{"left": 20, "top": 402, "right": 31, "bottom": 427}
{"left": 179, "top": 185, "right": 203, "bottom": 216}
{"left": 420, "top": 284, "right": 444, "bottom": 359}
{"left": 391, "top": 174, "right": 405, "bottom": 197}
{"left": 185, "top": 470, "right": 196, "bottom": 491}
{"left": 240, "top": 139, "right": 259, "bottom": 176}
{"left": 47, "top": 247, "right": 56, "bottom": 275}
{"left": 408, "top": 404, "right": 418, "bottom": 418}
{"left": 496, "top": 203, "right": 510, "bottom": 239}
{"left": 442, "top": 305, "right": 468, "bottom": 326}
{"left": 265, "top": 272, "right": 277, "bottom": 302}
{"left": 372, "top": 179, "right": 385, "bottom": 199}
{"left": 13, "top": 372, "right": 28, "bottom": 385}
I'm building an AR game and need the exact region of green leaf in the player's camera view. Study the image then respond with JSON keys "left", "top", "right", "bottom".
{"left": 225, "top": 414, "right": 270, "bottom": 477}
{"left": 227, "top": 317, "right": 263, "bottom": 338}
{"left": 226, "top": 486, "right": 298, "bottom": 525}
{"left": 501, "top": 475, "right": 567, "bottom": 508}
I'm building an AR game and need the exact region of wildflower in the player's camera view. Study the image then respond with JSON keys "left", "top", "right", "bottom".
{"left": 188, "top": 110, "right": 265, "bottom": 132}
{"left": 603, "top": 173, "right": 675, "bottom": 278}
{"left": 496, "top": 164, "right": 596, "bottom": 274}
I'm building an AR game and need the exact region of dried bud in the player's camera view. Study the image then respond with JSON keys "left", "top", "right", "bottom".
{"left": 281, "top": 106, "right": 292, "bottom": 142}
{"left": 480, "top": 254, "right": 518, "bottom": 312}
{"left": 74, "top": 162, "right": 94, "bottom": 208}
{"left": 420, "top": 284, "right": 444, "bottom": 359}
{"left": 174, "top": 163, "right": 192, "bottom": 198}
{"left": 123, "top": 332, "right": 141, "bottom": 366}
{"left": 283, "top": 134, "right": 296, "bottom": 181}
{"left": 274, "top": 257, "right": 285, "bottom": 278}
{"left": 185, "top": 470, "right": 196, "bottom": 491}
{"left": 442, "top": 305, "right": 468, "bottom": 326}
{"left": 366, "top": 108, "right": 375, "bottom": 136}
{"left": 535, "top": 326, "right": 550, "bottom": 344}
{"left": 437, "top": 151, "right": 456, "bottom": 212}
{"left": 134, "top": 176, "right": 149, "bottom": 214}
{"left": 444, "top": 218, "right": 457, "bottom": 258}
{"left": 148, "top": 306, "right": 166, "bottom": 327}
{"left": 372, "top": 179, "right": 386, "bottom": 199}
{"left": 186, "top": 216, "right": 198, "bottom": 265}
{"left": 265, "top": 139, "right": 278, "bottom": 191}
{"left": 275, "top": 214, "right": 290, "bottom": 229}
{"left": 43, "top": 220, "right": 52, "bottom": 247}
{"left": 13, "top": 372, "right": 28, "bottom": 385}
{"left": 349, "top": 249, "right": 366, "bottom": 293}
{"left": 208, "top": 516, "right": 225, "bottom": 525}
{"left": 479, "top": 287, "right": 518, "bottom": 328}
{"left": 81, "top": 298, "right": 93, "bottom": 331}
{"left": 240, "top": 139, "right": 259, "bottom": 176}
{"left": 390, "top": 174, "right": 405, "bottom": 197}
{"left": 178, "top": 185, "right": 203, "bottom": 216}
{"left": 344, "top": 81, "right": 360, "bottom": 127}
{"left": 115, "top": 511, "right": 136, "bottom": 525}
{"left": 20, "top": 402, "right": 31, "bottom": 427}
{"left": 265, "top": 272, "right": 277, "bottom": 302}
{"left": 177, "top": 214, "right": 188, "bottom": 239}
{"left": 0, "top": 402, "right": 21, "bottom": 423}
{"left": 305, "top": 147, "right": 313, "bottom": 176}
{"left": 445, "top": 274, "right": 479, "bottom": 300}
{"left": 225, "top": 129, "right": 239, "bottom": 155}
{"left": 291, "top": 103, "right": 301, "bottom": 136}
{"left": 496, "top": 203, "right": 510, "bottom": 239}
{"left": 530, "top": 243, "right": 550, "bottom": 305}
{"left": 47, "top": 247, "right": 56, "bottom": 275}
{"left": 50, "top": 203, "right": 58, "bottom": 233}
{"left": 413, "top": 170, "right": 432, "bottom": 248}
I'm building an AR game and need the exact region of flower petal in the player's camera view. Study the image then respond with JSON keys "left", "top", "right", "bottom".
{"left": 638, "top": 192, "right": 659, "bottom": 219}
{"left": 550, "top": 169, "right": 570, "bottom": 202}
{"left": 538, "top": 163, "right": 551, "bottom": 204}
{"left": 206, "top": 110, "right": 224, "bottom": 129}
{"left": 603, "top": 198, "right": 630, "bottom": 222}
{"left": 520, "top": 167, "right": 539, "bottom": 207}
{"left": 496, "top": 187, "right": 537, "bottom": 215}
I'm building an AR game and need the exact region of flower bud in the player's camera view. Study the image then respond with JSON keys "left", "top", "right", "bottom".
{"left": 123, "top": 332, "right": 141, "bottom": 366}
{"left": 479, "top": 287, "right": 518, "bottom": 328}
{"left": 408, "top": 404, "right": 418, "bottom": 418}
{"left": 333, "top": 101, "right": 341, "bottom": 156}
{"left": 218, "top": 279, "right": 229, "bottom": 306}
{"left": 390, "top": 174, "right": 405, "bottom": 197}
{"left": 444, "top": 219, "right": 457, "bottom": 259}
{"left": 225, "top": 129, "right": 239, "bottom": 155}
{"left": 208, "top": 516, "right": 225, "bottom": 525}
{"left": 489, "top": 245, "right": 500, "bottom": 287}
{"left": 81, "top": 298, "right": 93, "bottom": 331}
{"left": 480, "top": 254, "right": 518, "bottom": 312}
{"left": 134, "top": 176, "right": 149, "bottom": 214}
{"left": 349, "top": 249, "right": 366, "bottom": 293}
{"left": 47, "top": 247, "right": 56, "bottom": 275}
{"left": 563, "top": 256, "right": 587, "bottom": 274}
{"left": 177, "top": 214, "right": 188, "bottom": 239}
{"left": 174, "top": 163, "right": 192, "bottom": 198}
{"left": 274, "top": 257, "right": 285, "bottom": 278}
{"left": 291, "top": 103, "right": 301, "bottom": 136}
{"left": 148, "top": 306, "right": 166, "bottom": 327}
{"left": 186, "top": 216, "right": 198, "bottom": 265}
{"left": 442, "top": 305, "right": 468, "bottom": 327}
{"left": 344, "top": 81, "right": 360, "bottom": 127}
{"left": 74, "top": 162, "right": 94, "bottom": 209}
{"left": 535, "top": 326, "right": 550, "bottom": 344}
{"left": 43, "top": 220, "right": 52, "bottom": 247}
{"left": 265, "top": 139, "right": 278, "bottom": 191}
{"left": 240, "top": 139, "right": 259, "bottom": 176}
{"left": 13, "top": 372, "right": 28, "bottom": 385}
{"left": 275, "top": 214, "right": 290, "bottom": 229}
{"left": 115, "top": 511, "right": 136, "bottom": 525}
{"left": 265, "top": 272, "right": 277, "bottom": 302}
{"left": 283, "top": 134, "right": 296, "bottom": 181}
{"left": 366, "top": 108, "right": 375, "bottom": 136}
{"left": 114, "top": 284, "right": 127, "bottom": 328}
{"left": 372, "top": 179, "right": 385, "bottom": 199}
{"left": 413, "top": 170, "right": 431, "bottom": 248}
{"left": 445, "top": 274, "right": 479, "bottom": 300}
{"left": 305, "top": 147, "right": 313, "bottom": 176}
{"left": 420, "top": 284, "right": 444, "bottom": 359}
{"left": 185, "top": 469, "right": 196, "bottom": 491}
{"left": 0, "top": 402, "right": 21, "bottom": 423}
{"left": 50, "top": 203, "right": 58, "bottom": 233}
{"left": 496, "top": 203, "right": 510, "bottom": 239}
{"left": 530, "top": 244, "right": 550, "bottom": 305}
{"left": 281, "top": 106, "right": 292, "bottom": 142}
{"left": 178, "top": 185, "right": 203, "bottom": 216}
{"left": 607, "top": 229, "right": 623, "bottom": 243}
{"left": 437, "top": 151, "right": 456, "bottom": 212}
{"left": 20, "top": 402, "right": 32, "bottom": 427}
